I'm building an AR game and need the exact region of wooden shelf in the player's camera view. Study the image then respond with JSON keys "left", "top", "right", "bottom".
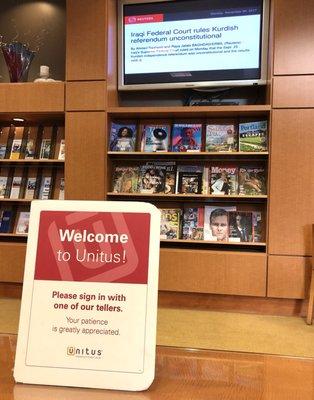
{"left": 0, "top": 159, "right": 64, "bottom": 164}
{"left": 107, "top": 192, "right": 268, "bottom": 199}
{"left": 108, "top": 151, "right": 269, "bottom": 157}
{"left": 107, "top": 105, "right": 271, "bottom": 118}
{"left": 0, "top": 233, "right": 27, "bottom": 238}
{"left": 0, "top": 199, "right": 32, "bottom": 203}
{"left": 161, "top": 238, "right": 266, "bottom": 246}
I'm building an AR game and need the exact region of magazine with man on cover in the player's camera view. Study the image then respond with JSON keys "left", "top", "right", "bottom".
{"left": 171, "top": 123, "right": 202, "bottom": 152}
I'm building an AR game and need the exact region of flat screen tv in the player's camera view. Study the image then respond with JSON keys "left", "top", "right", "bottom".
{"left": 118, "top": 0, "right": 269, "bottom": 91}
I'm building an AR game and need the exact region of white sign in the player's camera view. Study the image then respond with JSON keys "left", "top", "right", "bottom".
{"left": 14, "top": 200, "right": 160, "bottom": 391}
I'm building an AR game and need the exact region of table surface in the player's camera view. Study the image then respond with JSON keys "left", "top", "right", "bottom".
{"left": 1, "top": 334, "right": 314, "bottom": 400}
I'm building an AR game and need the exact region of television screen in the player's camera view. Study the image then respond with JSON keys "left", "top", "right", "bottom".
{"left": 118, "top": 0, "right": 269, "bottom": 90}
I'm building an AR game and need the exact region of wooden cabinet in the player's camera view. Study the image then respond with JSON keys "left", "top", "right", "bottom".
{"left": 273, "top": 76, "right": 314, "bottom": 108}
{"left": 268, "top": 255, "right": 312, "bottom": 299}
{"left": 268, "top": 109, "right": 314, "bottom": 256}
{"left": 159, "top": 248, "right": 267, "bottom": 296}
{"left": 273, "top": 0, "right": 314, "bottom": 75}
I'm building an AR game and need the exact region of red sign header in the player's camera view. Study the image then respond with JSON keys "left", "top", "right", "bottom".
{"left": 34, "top": 211, "right": 151, "bottom": 284}
{"left": 124, "top": 14, "right": 164, "bottom": 24}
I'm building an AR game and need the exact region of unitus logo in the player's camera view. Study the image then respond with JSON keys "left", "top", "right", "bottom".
{"left": 66, "top": 346, "right": 103, "bottom": 358}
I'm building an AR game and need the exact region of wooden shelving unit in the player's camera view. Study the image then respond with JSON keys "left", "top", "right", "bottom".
{"left": 1, "top": 0, "right": 312, "bottom": 312}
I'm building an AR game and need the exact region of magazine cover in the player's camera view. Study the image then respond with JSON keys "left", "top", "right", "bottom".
{"left": 112, "top": 166, "right": 139, "bottom": 193}
{"left": 58, "top": 139, "right": 65, "bottom": 160}
{"left": 182, "top": 207, "right": 204, "bottom": 240}
{"left": 176, "top": 165, "right": 203, "bottom": 194}
{"left": 171, "top": 123, "right": 202, "bottom": 152}
{"left": 239, "top": 166, "right": 267, "bottom": 195}
{"left": 39, "top": 177, "right": 52, "bottom": 200}
{"left": 228, "top": 211, "right": 253, "bottom": 243}
{"left": 0, "top": 210, "right": 13, "bottom": 233}
{"left": 164, "top": 162, "right": 176, "bottom": 194}
{"left": 39, "top": 139, "right": 51, "bottom": 159}
{"left": 0, "top": 176, "right": 8, "bottom": 198}
{"left": 203, "top": 206, "right": 236, "bottom": 241}
{"left": 15, "top": 212, "right": 30, "bottom": 234}
{"left": 141, "top": 124, "right": 170, "bottom": 152}
{"left": 25, "top": 138, "right": 36, "bottom": 159}
{"left": 205, "top": 123, "right": 237, "bottom": 152}
{"left": 0, "top": 126, "right": 10, "bottom": 159}
{"left": 239, "top": 120, "right": 268, "bottom": 152}
{"left": 59, "top": 178, "right": 65, "bottom": 200}
{"left": 10, "top": 176, "right": 22, "bottom": 199}
{"left": 109, "top": 122, "right": 137, "bottom": 152}
{"left": 10, "top": 139, "right": 22, "bottom": 160}
{"left": 252, "top": 211, "right": 263, "bottom": 243}
{"left": 210, "top": 165, "right": 238, "bottom": 195}
{"left": 24, "top": 177, "right": 37, "bottom": 200}
{"left": 160, "top": 208, "right": 181, "bottom": 240}
{"left": 138, "top": 163, "right": 167, "bottom": 194}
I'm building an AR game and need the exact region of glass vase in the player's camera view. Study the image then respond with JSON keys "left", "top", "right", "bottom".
{"left": 1, "top": 41, "right": 35, "bottom": 82}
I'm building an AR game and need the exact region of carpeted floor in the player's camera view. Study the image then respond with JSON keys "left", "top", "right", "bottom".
{"left": 1, "top": 298, "right": 313, "bottom": 358}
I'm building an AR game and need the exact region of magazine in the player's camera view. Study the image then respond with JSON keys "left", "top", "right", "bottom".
{"left": 210, "top": 165, "right": 238, "bottom": 195}
{"left": 252, "top": 211, "right": 263, "bottom": 243}
{"left": 10, "top": 139, "right": 22, "bottom": 160}
{"left": 228, "top": 211, "right": 253, "bottom": 242}
{"left": 138, "top": 163, "right": 166, "bottom": 194}
{"left": 238, "top": 166, "right": 267, "bottom": 195}
{"left": 112, "top": 166, "right": 139, "bottom": 193}
{"left": 176, "top": 165, "right": 203, "bottom": 194}
{"left": 205, "top": 123, "right": 237, "bottom": 152}
{"left": 171, "top": 123, "right": 202, "bottom": 152}
{"left": 0, "top": 210, "right": 13, "bottom": 233}
{"left": 24, "top": 177, "right": 37, "bottom": 200}
{"left": 39, "top": 139, "right": 52, "bottom": 159}
{"left": 239, "top": 120, "right": 268, "bottom": 152}
{"left": 109, "top": 122, "right": 137, "bottom": 152}
{"left": 203, "top": 206, "right": 236, "bottom": 241}
{"left": 160, "top": 209, "right": 181, "bottom": 239}
{"left": 0, "top": 126, "right": 10, "bottom": 159}
{"left": 59, "top": 178, "right": 65, "bottom": 200}
{"left": 58, "top": 139, "right": 65, "bottom": 160}
{"left": 141, "top": 123, "right": 170, "bottom": 152}
{"left": 39, "top": 176, "right": 52, "bottom": 200}
{"left": 15, "top": 212, "right": 30, "bottom": 234}
{"left": 10, "top": 176, "right": 22, "bottom": 199}
{"left": 182, "top": 207, "right": 204, "bottom": 240}
{"left": 0, "top": 176, "right": 8, "bottom": 198}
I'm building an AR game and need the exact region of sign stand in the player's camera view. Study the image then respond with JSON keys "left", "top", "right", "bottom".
{"left": 14, "top": 200, "right": 160, "bottom": 391}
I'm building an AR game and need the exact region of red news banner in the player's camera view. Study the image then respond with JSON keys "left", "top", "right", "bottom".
{"left": 27, "top": 210, "right": 151, "bottom": 373}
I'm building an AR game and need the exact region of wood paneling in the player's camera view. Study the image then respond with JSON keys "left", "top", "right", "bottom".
{"left": 66, "top": 0, "right": 107, "bottom": 80}
{"left": 159, "top": 248, "right": 267, "bottom": 296}
{"left": 273, "top": 76, "right": 314, "bottom": 108}
{"left": 2, "top": 335, "right": 314, "bottom": 400}
{"left": 0, "top": 243, "right": 26, "bottom": 283}
{"left": 0, "top": 83, "right": 64, "bottom": 113}
{"left": 268, "top": 109, "right": 314, "bottom": 256}
{"left": 273, "top": 0, "right": 314, "bottom": 75}
{"left": 159, "top": 291, "right": 307, "bottom": 317}
{"left": 107, "top": 0, "right": 119, "bottom": 107}
{"left": 0, "top": 283, "right": 22, "bottom": 298}
{"left": 268, "top": 255, "right": 312, "bottom": 299}
{"left": 65, "top": 112, "right": 106, "bottom": 200}
{"left": 66, "top": 82, "right": 106, "bottom": 111}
